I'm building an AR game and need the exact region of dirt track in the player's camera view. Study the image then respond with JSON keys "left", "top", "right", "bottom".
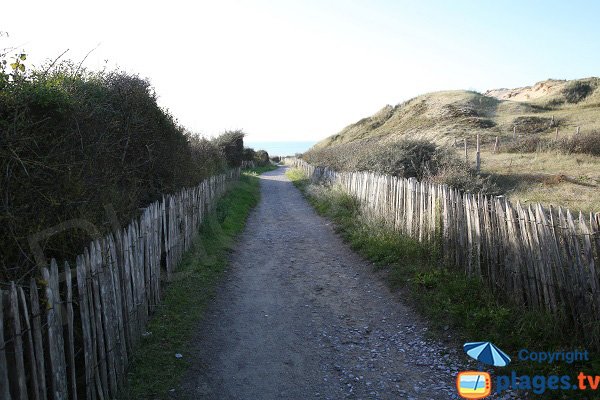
{"left": 177, "top": 167, "right": 472, "bottom": 399}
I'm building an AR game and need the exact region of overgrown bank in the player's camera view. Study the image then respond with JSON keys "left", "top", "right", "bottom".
{"left": 122, "top": 170, "right": 264, "bottom": 399}
{"left": 286, "top": 168, "right": 599, "bottom": 398}
{"left": 0, "top": 57, "right": 231, "bottom": 280}
{"left": 0, "top": 50, "right": 275, "bottom": 281}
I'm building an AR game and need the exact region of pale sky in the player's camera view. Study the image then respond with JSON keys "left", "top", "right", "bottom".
{"left": 3, "top": 0, "right": 600, "bottom": 141}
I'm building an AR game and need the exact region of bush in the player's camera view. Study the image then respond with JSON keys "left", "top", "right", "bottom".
{"left": 242, "top": 147, "right": 256, "bottom": 161}
{"left": 254, "top": 149, "right": 270, "bottom": 166}
{"left": 304, "top": 139, "right": 496, "bottom": 194}
{"left": 502, "top": 137, "right": 545, "bottom": 153}
{"left": 512, "top": 116, "right": 553, "bottom": 133}
{"left": 214, "top": 130, "right": 245, "bottom": 167}
{"left": 0, "top": 57, "right": 235, "bottom": 280}
{"left": 563, "top": 81, "right": 593, "bottom": 104}
{"left": 500, "top": 132, "right": 600, "bottom": 156}
{"left": 558, "top": 132, "right": 600, "bottom": 156}
{"left": 358, "top": 140, "right": 440, "bottom": 179}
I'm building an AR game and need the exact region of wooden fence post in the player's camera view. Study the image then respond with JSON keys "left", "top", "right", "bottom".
{"left": 475, "top": 134, "right": 481, "bottom": 173}
{"left": 494, "top": 136, "right": 499, "bottom": 153}
{"left": 464, "top": 138, "right": 468, "bottom": 162}
{"left": 513, "top": 126, "right": 516, "bottom": 140}
{"left": 555, "top": 127, "right": 559, "bottom": 140}
{"left": 0, "top": 290, "right": 10, "bottom": 400}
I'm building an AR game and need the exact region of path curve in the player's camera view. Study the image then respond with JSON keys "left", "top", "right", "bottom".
{"left": 178, "top": 167, "right": 468, "bottom": 399}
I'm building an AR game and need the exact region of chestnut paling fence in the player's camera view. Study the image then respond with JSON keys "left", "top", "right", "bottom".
{"left": 286, "top": 158, "right": 600, "bottom": 340}
{"left": 0, "top": 168, "right": 240, "bottom": 400}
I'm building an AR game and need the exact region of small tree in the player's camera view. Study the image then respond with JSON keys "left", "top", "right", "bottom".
{"left": 214, "top": 130, "right": 245, "bottom": 167}
{"left": 254, "top": 149, "right": 270, "bottom": 166}
{"left": 242, "top": 147, "right": 256, "bottom": 161}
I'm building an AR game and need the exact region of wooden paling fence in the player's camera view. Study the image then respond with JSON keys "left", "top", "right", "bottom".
{"left": 0, "top": 168, "right": 240, "bottom": 400}
{"left": 286, "top": 158, "right": 600, "bottom": 339}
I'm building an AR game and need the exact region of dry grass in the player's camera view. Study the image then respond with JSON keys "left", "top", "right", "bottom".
{"left": 478, "top": 150, "right": 600, "bottom": 213}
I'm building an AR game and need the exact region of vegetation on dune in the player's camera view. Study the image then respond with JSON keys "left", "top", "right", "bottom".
{"left": 304, "top": 139, "right": 497, "bottom": 194}
{"left": 311, "top": 77, "right": 600, "bottom": 150}
{"left": 307, "top": 77, "right": 600, "bottom": 212}
{"left": 500, "top": 132, "right": 600, "bottom": 156}
{"left": 562, "top": 80, "right": 595, "bottom": 105}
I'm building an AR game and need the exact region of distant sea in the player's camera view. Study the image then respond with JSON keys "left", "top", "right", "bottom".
{"left": 245, "top": 140, "right": 317, "bottom": 157}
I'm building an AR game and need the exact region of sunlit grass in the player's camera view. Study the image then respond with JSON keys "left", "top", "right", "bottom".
{"left": 479, "top": 150, "right": 600, "bottom": 213}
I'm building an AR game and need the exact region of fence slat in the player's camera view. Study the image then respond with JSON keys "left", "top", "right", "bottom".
{"left": 90, "top": 242, "right": 109, "bottom": 400}
{"left": 64, "top": 262, "right": 78, "bottom": 400}
{"left": 108, "top": 236, "right": 127, "bottom": 382}
{"left": 0, "top": 290, "right": 11, "bottom": 400}
{"left": 98, "top": 241, "right": 118, "bottom": 398}
{"left": 29, "top": 280, "right": 47, "bottom": 400}
{"left": 18, "top": 287, "right": 39, "bottom": 400}
{"left": 42, "top": 264, "right": 68, "bottom": 400}
{"left": 10, "top": 283, "right": 28, "bottom": 400}
{"left": 76, "top": 255, "right": 95, "bottom": 400}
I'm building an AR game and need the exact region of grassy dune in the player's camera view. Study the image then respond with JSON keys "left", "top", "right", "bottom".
{"left": 309, "top": 77, "right": 600, "bottom": 212}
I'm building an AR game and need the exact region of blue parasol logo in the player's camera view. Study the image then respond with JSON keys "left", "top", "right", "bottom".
{"left": 463, "top": 342, "right": 511, "bottom": 367}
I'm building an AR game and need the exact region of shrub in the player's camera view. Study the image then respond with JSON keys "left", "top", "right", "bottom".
{"left": 304, "top": 139, "right": 496, "bottom": 194}
{"left": 500, "top": 132, "right": 600, "bottom": 156}
{"left": 0, "top": 58, "right": 234, "bottom": 280}
{"left": 254, "top": 150, "right": 270, "bottom": 166}
{"left": 556, "top": 132, "right": 600, "bottom": 156}
{"left": 563, "top": 81, "right": 593, "bottom": 104}
{"left": 355, "top": 140, "right": 437, "bottom": 179}
{"left": 214, "top": 130, "right": 245, "bottom": 167}
{"left": 242, "top": 147, "right": 256, "bottom": 161}
{"left": 502, "top": 137, "right": 545, "bottom": 153}
{"left": 512, "top": 116, "right": 553, "bottom": 133}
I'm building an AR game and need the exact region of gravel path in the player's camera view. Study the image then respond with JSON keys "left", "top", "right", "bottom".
{"left": 176, "top": 167, "right": 507, "bottom": 399}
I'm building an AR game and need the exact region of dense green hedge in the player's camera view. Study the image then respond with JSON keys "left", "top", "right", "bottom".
{"left": 0, "top": 58, "right": 244, "bottom": 280}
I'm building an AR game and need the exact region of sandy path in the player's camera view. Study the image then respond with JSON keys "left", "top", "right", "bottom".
{"left": 177, "top": 167, "right": 468, "bottom": 400}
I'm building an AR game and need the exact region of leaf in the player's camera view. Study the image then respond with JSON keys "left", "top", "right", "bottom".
{"left": 19, "top": 64, "right": 25, "bottom": 72}
{"left": 19, "top": 54, "right": 26, "bottom": 61}
{"left": 10, "top": 62, "right": 18, "bottom": 70}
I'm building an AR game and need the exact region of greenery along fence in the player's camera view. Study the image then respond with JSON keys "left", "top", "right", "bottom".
{"left": 0, "top": 168, "right": 240, "bottom": 400}
{"left": 285, "top": 158, "right": 600, "bottom": 344}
